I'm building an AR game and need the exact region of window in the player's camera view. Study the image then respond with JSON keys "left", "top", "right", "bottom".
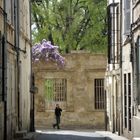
{"left": 94, "top": 79, "right": 106, "bottom": 110}
{"left": 124, "top": 74, "right": 127, "bottom": 128}
{"left": 128, "top": 73, "right": 132, "bottom": 131}
{"left": 107, "top": 3, "right": 120, "bottom": 64}
{"left": 124, "top": 73, "right": 132, "bottom": 131}
{"left": 44, "top": 78, "right": 67, "bottom": 109}
{"left": 124, "top": 0, "right": 131, "bottom": 34}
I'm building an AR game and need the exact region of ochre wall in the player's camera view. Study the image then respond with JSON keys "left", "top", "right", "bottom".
{"left": 33, "top": 52, "right": 107, "bottom": 129}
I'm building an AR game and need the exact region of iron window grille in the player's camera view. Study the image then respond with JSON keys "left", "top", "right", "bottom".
{"left": 124, "top": 73, "right": 132, "bottom": 131}
{"left": 45, "top": 78, "right": 67, "bottom": 102}
{"left": 94, "top": 79, "right": 106, "bottom": 110}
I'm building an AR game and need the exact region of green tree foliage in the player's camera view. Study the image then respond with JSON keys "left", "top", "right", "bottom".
{"left": 31, "top": 0, "right": 107, "bottom": 53}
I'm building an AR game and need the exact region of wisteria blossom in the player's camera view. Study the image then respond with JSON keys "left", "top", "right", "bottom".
{"left": 32, "top": 39, "right": 65, "bottom": 67}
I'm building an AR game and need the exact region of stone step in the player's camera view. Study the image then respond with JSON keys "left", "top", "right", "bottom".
{"left": 15, "top": 130, "right": 27, "bottom": 138}
{"left": 22, "top": 132, "right": 38, "bottom": 140}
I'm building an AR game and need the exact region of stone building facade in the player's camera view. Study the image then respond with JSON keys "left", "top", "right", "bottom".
{"left": 33, "top": 52, "right": 107, "bottom": 129}
{"left": 0, "top": 0, "right": 32, "bottom": 140}
{"left": 131, "top": 0, "right": 140, "bottom": 139}
{"left": 106, "top": 0, "right": 140, "bottom": 139}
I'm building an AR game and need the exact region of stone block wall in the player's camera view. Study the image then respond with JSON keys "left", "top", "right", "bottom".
{"left": 33, "top": 52, "right": 107, "bottom": 130}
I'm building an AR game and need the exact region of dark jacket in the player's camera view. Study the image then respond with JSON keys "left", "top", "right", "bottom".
{"left": 55, "top": 107, "right": 62, "bottom": 116}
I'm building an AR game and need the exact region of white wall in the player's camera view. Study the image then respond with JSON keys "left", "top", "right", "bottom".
{"left": 19, "top": 0, "right": 31, "bottom": 130}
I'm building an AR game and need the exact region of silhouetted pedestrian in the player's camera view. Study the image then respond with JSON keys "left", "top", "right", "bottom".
{"left": 53, "top": 104, "right": 62, "bottom": 129}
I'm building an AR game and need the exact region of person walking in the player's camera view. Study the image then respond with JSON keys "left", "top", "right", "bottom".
{"left": 53, "top": 104, "right": 62, "bottom": 129}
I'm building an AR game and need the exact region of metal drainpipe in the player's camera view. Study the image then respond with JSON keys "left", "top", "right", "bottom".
{"left": 112, "top": 0, "right": 115, "bottom": 133}
{"left": 119, "top": 0, "right": 123, "bottom": 135}
{"left": 17, "top": 0, "right": 20, "bottom": 130}
{"left": 14, "top": 0, "right": 20, "bottom": 130}
{"left": 29, "top": 0, "right": 35, "bottom": 132}
{"left": 2, "top": 0, "right": 7, "bottom": 139}
{"left": 131, "top": 0, "right": 136, "bottom": 124}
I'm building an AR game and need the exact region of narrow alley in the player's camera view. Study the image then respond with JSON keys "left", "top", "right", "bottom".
{"left": 34, "top": 131, "right": 105, "bottom": 140}
{"left": 1, "top": 0, "right": 140, "bottom": 140}
{"left": 26, "top": 129, "right": 129, "bottom": 140}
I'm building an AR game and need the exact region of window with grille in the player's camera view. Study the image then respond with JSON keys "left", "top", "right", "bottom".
{"left": 94, "top": 79, "right": 106, "bottom": 110}
{"left": 44, "top": 78, "right": 67, "bottom": 102}
{"left": 124, "top": 74, "right": 127, "bottom": 128}
{"left": 128, "top": 73, "right": 132, "bottom": 131}
{"left": 124, "top": 73, "right": 132, "bottom": 131}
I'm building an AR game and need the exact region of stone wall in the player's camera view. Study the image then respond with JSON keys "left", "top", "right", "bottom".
{"left": 33, "top": 52, "right": 107, "bottom": 130}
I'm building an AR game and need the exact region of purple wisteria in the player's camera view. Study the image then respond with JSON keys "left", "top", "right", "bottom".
{"left": 32, "top": 39, "right": 65, "bottom": 67}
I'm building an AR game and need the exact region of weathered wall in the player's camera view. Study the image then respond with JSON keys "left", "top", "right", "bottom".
{"left": 132, "top": 0, "right": 140, "bottom": 138}
{"left": 0, "top": 0, "right": 31, "bottom": 139}
{"left": 33, "top": 52, "right": 107, "bottom": 129}
{"left": 18, "top": 0, "right": 31, "bottom": 131}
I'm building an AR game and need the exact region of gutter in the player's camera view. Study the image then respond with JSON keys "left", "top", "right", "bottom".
{"left": 29, "top": 0, "right": 35, "bottom": 132}
{"left": 14, "top": 0, "right": 21, "bottom": 130}
{"left": 2, "top": 1, "right": 7, "bottom": 139}
{"left": 17, "top": 0, "right": 21, "bottom": 130}
{"left": 120, "top": 0, "right": 123, "bottom": 135}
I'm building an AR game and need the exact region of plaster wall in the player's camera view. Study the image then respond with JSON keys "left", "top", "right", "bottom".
{"left": 33, "top": 52, "right": 107, "bottom": 129}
